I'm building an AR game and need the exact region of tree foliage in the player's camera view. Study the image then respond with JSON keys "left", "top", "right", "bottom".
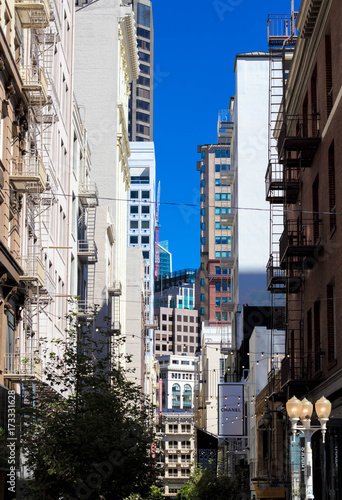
{"left": 19, "top": 305, "right": 160, "bottom": 500}
{"left": 176, "top": 464, "right": 248, "bottom": 500}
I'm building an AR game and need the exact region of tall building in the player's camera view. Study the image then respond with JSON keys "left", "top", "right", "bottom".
{"left": 231, "top": 53, "right": 271, "bottom": 308}
{"left": 0, "top": 0, "right": 75, "bottom": 491}
{"left": 74, "top": 0, "right": 139, "bottom": 365}
{"left": 265, "top": 0, "right": 342, "bottom": 497}
{"left": 158, "top": 240, "right": 172, "bottom": 276}
{"left": 157, "top": 354, "right": 197, "bottom": 497}
{"left": 128, "top": 0, "right": 154, "bottom": 141}
{"left": 127, "top": 141, "right": 156, "bottom": 357}
{"left": 154, "top": 270, "right": 200, "bottom": 356}
{"left": 197, "top": 114, "right": 235, "bottom": 332}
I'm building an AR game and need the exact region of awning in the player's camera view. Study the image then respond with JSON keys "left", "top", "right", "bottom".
{"left": 252, "top": 481, "right": 286, "bottom": 499}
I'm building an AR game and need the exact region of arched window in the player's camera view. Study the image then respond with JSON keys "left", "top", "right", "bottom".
{"left": 183, "top": 384, "right": 192, "bottom": 409}
{"left": 168, "top": 440, "right": 178, "bottom": 450}
{"left": 172, "top": 383, "right": 181, "bottom": 408}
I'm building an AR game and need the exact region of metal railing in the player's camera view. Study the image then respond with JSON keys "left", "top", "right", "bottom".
{"left": 4, "top": 352, "right": 43, "bottom": 380}
{"left": 20, "top": 256, "right": 45, "bottom": 286}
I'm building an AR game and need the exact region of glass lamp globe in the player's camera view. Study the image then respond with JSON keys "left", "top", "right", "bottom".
{"left": 286, "top": 395, "right": 301, "bottom": 419}
{"left": 315, "top": 396, "right": 332, "bottom": 419}
{"left": 300, "top": 398, "right": 313, "bottom": 420}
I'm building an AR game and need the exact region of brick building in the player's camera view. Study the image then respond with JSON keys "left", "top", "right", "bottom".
{"left": 266, "top": 0, "right": 342, "bottom": 497}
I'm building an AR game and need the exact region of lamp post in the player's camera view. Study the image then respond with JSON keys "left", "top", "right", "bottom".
{"left": 286, "top": 395, "right": 332, "bottom": 500}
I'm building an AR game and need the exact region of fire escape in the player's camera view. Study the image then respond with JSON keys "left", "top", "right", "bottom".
{"left": 266, "top": 5, "right": 323, "bottom": 400}
{"left": 5, "top": 0, "right": 51, "bottom": 382}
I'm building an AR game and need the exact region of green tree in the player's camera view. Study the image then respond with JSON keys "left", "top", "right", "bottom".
{"left": 19, "top": 305, "right": 160, "bottom": 500}
{"left": 176, "top": 464, "right": 248, "bottom": 500}
{"left": 147, "top": 484, "right": 164, "bottom": 499}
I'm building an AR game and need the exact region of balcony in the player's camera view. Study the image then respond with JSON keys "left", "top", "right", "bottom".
{"left": 277, "top": 114, "right": 321, "bottom": 164}
{"left": 220, "top": 211, "right": 235, "bottom": 226}
{"left": 281, "top": 352, "right": 321, "bottom": 390}
{"left": 77, "top": 300, "right": 94, "bottom": 318}
{"left": 267, "top": 13, "right": 298, "bottom": 47}
{"left": 4, "top": 352, "right": 43, "bottom": 381}
{"left": 220, "top": 302, "right": 234, "bottom": 312}
{"left": 265, "top": 160, "right": 300, "bottom": 204}
{"left": 10, "top": 157, "right": 46, "bottom": 193}
{"left": 79, "top": 182, "right": 99, "bottom": 206}
{"left": 20, "top": 66, "right": 48, "bottom": 105}
{"left": 77, "top": 240, "right": 97, "bottom": 259}
{"left": 108, "top": 281, "right": 122, "bottom": 296}
{"left": 220, "top": 168, "right": 234, "bottom": 184}
{"left": 266, "top": 254, "right": 302, "bottom": 293}
{"left": 20, "top": 256, "right": 45, "bottom": 287}
{"left": 220, "top": 254, "right": 235, "bottom": 269}
{"left": 15, "top": 0, "right": 50, "bottom": 28}
{"left": 279, "top": 219, "right": 323, "bottom": 267}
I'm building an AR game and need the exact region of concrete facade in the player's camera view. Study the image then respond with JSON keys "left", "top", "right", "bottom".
{"left": 128, "top": 0, "right": 154, "bottom": 142}
{"left": 74, "top": 0, "right": 139, "bottom": 365}
{"left": 158, "top": 354, "right": 197, "bottom": 497}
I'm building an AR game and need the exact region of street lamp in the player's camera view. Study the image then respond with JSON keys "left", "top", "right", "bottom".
{"left": 286, "top": 395, "right": 332, "bottom": 500}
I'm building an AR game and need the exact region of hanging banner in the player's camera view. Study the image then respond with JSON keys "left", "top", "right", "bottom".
{"left": 218, "top": 383, "right": 244, "bottom": 437}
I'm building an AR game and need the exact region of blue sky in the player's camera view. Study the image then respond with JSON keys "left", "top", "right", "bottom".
{"left": 153, "top": 0, "right": 300, "bottom": 271}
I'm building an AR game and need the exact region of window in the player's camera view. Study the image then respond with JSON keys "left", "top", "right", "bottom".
{"left": 141, "top": 205, "right": 150, "bottom": 214}
{"left": 137, "top": 3, "right": 150, "bottom": 27}
{"left": 222, "top": 283, "right": 228, "bottom": 291}
{"left": 215, "top": 251, "right": 221, "bottom": 258}
{"left": 138, "top": 39, "right": 150, "bottom": 51}
{"left": 138, "top": 51, "right": 150, "bottom": 63}
{"left": 143, "top": 251, "right": 149, "bottom": 259}
{"left": 215, "top": 193, "right": 221, "bottom": 201}
{"left": 169, "top": 441, "right": 178, "bottom": 450}
{"left": 216, "top": 297, "right": 221, "bottom": 306}
{"left": 215, "top": 283, "right": 221, "bottom": 292}
{"left": 201, "top": 278, "right": 204, "bottom": 286}
{"left": 215, "top": 236, "right": 221, "bottom": 244}
{"left": 201, "top": 208, "right": 205, "bottom": 216}
{"left": 215, "top": 208, "right": 220, "bottom": 215}
{"left": 215, "top": 164, "right": 220, "bottom": 172}
{"left": 327, "top": 284, "right": 336, "bottom": 362}
{"left": 141, "top": 191, "right": 150, "bottom": 199}
{"left": 221, "top": 193, "right": 227, "bottom": 201}
{"left": 141, "top": 236, "right": 149, "bottom": 244}
{"left": 325, "top": 32, "right": 333, "bottom": 116}
{"left": 137, "top": 112, "right": 150, "bottom": 123}
{"left": 141, "top": 220, "right": 149, "bottom": 229}
{"left": 222, "top": 312, "right": 227, "bottom": 321}
{"left": 222, "top": 236, "right": 228, "bottom": 245}
{"left": 201, "top": 194, "right": 205, "bottom": 201}
{"left": 216, "top": 312, "right": 221, "bottom": 321}
{"left": 136, "top": 98, "right": 150, "bottom": 110}
{"left": 172, "top": 384, "right": 181, "bottom": 408}
{"left": 201, "top": 179, "right": 205, "bottom": 187}
{"left": 181, "top": 440, "right": 191, "bottom": 450}
{"left": 130, "top": 236, "right": 138, "bottom": 244}
{"left": 130, "top": 221, "right": 138, "bottom": 229}
{"left": 169, "top": 424, "right": 178, "bottom": 433}
{"left": 222, "top": 207, "right": 227, "bottom": 214}
{"left": 328, "top": 142, "right": 336, "bottom": 230}
{"left": 201, "top": 294, "right": 204, "bottom": 302}
{"left": 215, "top": 151, "right": 220, "bottom": 158}
{"left": 215, "top": 222, "right": 221, "bottom": 230}
{"left": 222, "top": 268, "right": 228, "bottom": 275}
{"left": 216, "top": 267, "right": 221, "bottom": 274}
{"left": 201, "top": 237, "right": 205, "bottom": 245}
{"left": 201, "top": 308, "right": 204, "bottom": 316}
{"left": 137, "top": 27, "right": 150, "bottom": 39}
{"left": 140, "top": 64, "right": 150, "bottom": 75}
{"left": 201, "top": 151, "right": 205, "bottom": 159}
{"left": 181, "top": 423, "right": 191, "bottom": 432}
{"left": 201, "top": 222, "right": 205, "bottom": 230}
{"left": 130, "top": 191, "right": 139, "bottom": 199}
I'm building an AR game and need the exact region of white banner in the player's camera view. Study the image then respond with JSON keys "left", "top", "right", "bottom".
{"left": 218, "top": 383, "right": 244, "bottom": 436}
